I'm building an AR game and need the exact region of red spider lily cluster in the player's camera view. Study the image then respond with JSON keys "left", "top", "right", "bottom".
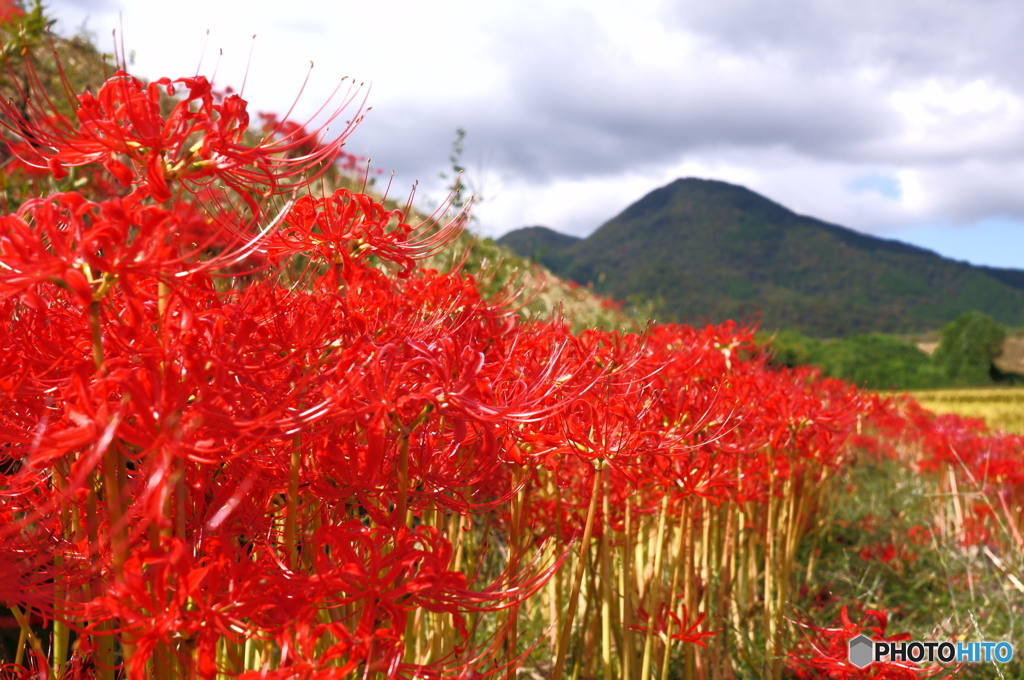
{"left": 1, "top": 66, "right": 360, "bottom": 209}
{"left": 4, "top": 44, "right": 1016, "bottom": 680}
{"left": 0, "top": 56, "right": 873, "bottom": 679}
{"left": 788, "top": 606, "right": 950, "bottom": 680}
{"left": 856, "top": 395, "right": 1024, "bottom": 555}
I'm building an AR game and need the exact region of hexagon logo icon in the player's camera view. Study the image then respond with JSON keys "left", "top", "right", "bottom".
{"left": 849, "top": 634, "right": 875, "bottom": 668}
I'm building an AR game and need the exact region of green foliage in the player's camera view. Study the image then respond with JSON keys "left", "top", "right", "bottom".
{"left": 437, "top": 126, "right": 490, "bottom": 220}
{"left": 762, "top": 314, "right": 1012, "bottom": 390}
{"left": 815, "top": 334, "right": 946, "bottom": 390}
{"left": 439, "top": 126, "right": 468, "bottom": 213}
{"left": 0, "top": 1, "right": 112, "bottom": 111}
{"left": 759, "top": 329, "right": 822, "bottom": 368}
{"left": 933, "top": 311, "right": 1006, "bottom": 385}
{"left": 0, "top": 1, "right": 117, "bottom": 209}
{"left": 798, "top": 453, "right": 1023, "bottom": 680}
{"left": 763, "top": 330, "right": 945, "bottom": 390}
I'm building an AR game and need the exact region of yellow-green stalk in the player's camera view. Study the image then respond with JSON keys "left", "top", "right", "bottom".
{"left": 661, "top": 499, "right": 689, "bottom": 680}
{"left": 621, "top": 500, "right": 636, "bottom": 680}
{"left": 640, "top": 493, "right": 670, "bottom": 680}
{"left": 550, "top": 464, "right": 603, "bottom": 680}
{"left": 599, "top": 467, "right": 614, "bottom": 680}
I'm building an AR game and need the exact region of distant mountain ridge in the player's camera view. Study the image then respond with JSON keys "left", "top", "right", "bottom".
{"left": 497, "top": 178, "right": 1024, "bottom": 337}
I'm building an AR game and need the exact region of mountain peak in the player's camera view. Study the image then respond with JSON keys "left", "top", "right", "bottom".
{"left": 498, "top": 178, "right": 1024, "bottom": 336}
{"left": 615, "top": 177, "right": 799, "bottom": 228}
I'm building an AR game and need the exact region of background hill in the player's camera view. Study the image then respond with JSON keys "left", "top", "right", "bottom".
{"left": 498, "top": 178, "right": 1024, "bottom": 337}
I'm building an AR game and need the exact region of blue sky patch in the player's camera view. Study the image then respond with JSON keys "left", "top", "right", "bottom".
{"left": 886, "top": 217, "right": 1024, "bottom": 269}
{"left": 849, "top": 174, "right": 902, "bottom": 200}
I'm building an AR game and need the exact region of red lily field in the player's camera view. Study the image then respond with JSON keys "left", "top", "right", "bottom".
{"left": 1, "top": 6, "right": 1023, "bottom": 679}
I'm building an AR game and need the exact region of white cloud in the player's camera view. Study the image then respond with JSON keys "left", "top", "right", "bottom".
{"left": 43, "top": 0, "right": 1024, "bottom": 268}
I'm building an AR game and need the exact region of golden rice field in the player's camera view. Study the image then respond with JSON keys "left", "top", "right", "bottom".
{"left": 902, "top": 386, "right": 1024, "bottom": 434}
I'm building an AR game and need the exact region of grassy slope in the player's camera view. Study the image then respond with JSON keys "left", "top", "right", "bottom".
{"left": 801, "top": 452, "right": 1023, "bottom": 680}
{"left": 420, "top": 227, "right": 642, "bottom": 334}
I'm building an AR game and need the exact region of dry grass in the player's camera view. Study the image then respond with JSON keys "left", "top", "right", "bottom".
{"left": 995, "top": 332, "right": 1024, "bottom": 374}
{"left": 902, "top": 386, "right": 1024, "bottom": 434}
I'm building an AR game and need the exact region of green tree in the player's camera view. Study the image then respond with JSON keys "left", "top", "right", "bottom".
{"left": 815, "top": 333, "right": 944, "bottom": 390}
{"left": 933, "top": 311, "right": 1006, "bottom": 385}
{"left": 761, "top": 329, "right": 823, "bottom": 368}
{"left": 760, "top": 330, "right": 946, "bottom": 390}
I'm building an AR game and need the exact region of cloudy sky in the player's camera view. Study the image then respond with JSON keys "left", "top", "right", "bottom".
{"left": 47, "top": 0, "right": 1024, "bottom": 269}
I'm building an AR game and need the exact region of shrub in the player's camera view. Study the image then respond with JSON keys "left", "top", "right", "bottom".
{"left": 762, "top": 331, "right": 945, "bottom": 390}
{"left": 816, "top": 333, "right": 946, "bottom": 391}
{"left": 933, "top": 311, "right": 1006, "bottom": 386}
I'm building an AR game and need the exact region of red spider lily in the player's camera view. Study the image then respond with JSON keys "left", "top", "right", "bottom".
{"left": 630, "top": 603, "right": 717, "bottom": 647}
{"left": 0, "top": 190, "right": 303, "bottom": 319}
{"left": 256, "top": 111, "right": 377, "bottom": 177}
{"left": 0, "top": 0, "right": 23, "bottom": 23}
{"left": 855, "top": 390, "right": 1024, "bottom": 555}
{"left": 0, "top": 68, "right": 362, "bottom": 214}
{"left": 788, "top": 606, "right": 950, "bottom": 679}
{"left": 268, "top": 188, "right": 465, "bottom": 280}
{"left": 858, "top": 541, "right": 918, "bottom": 568}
